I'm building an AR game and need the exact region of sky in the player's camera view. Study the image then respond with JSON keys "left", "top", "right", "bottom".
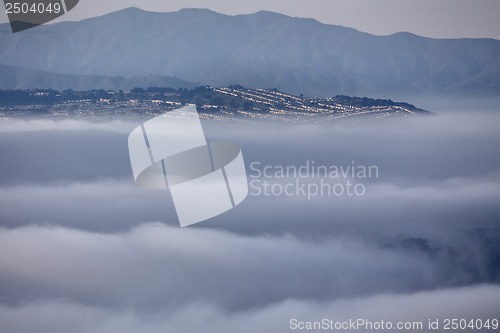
{"left": 0, "top": 0, "right": 499, "bottom": 39}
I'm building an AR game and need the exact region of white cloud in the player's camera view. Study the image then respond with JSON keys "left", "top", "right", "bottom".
{"left": 0, "top": 113, "right": 497, "bottom": 332}
{"left": 0, "top": 224, "right": 440, "bottom": 311}
{"left": 0, "top": 284, "right": 497, "bottom": 332}
{"left": 0, "top": 119, "right": 137, "bottom": 133}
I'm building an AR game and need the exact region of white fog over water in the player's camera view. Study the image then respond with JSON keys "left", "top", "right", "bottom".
{"left": 0, "top": 98, "right": 498, "bottom": 331}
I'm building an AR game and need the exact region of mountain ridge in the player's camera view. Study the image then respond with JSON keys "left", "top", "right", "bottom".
{"left": 0, "top": 64, "right": 200, "bottom": 91}
{"left": 0, "top": 8, "right": 498, "bottom": 98}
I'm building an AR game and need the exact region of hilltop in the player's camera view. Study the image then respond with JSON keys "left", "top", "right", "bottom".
{"left": 0, "top": 85, "right": 430, "bottom": 122}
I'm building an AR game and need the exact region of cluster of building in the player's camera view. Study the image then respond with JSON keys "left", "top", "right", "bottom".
{"left": 0, "top": 86, "right": 425, "bottom": 122}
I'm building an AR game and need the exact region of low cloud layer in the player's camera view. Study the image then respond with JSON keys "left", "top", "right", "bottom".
{"left": 0, "top": 281, "right": 498, "bottom": 332}
{"left": 0, "top": 224, "right": 498, "bottom": 332}
{"left": 0, "top": 110, "right": 498, "bottom": 332}
{"left": 0, "top": 224, "right": 440, "bottom": 309}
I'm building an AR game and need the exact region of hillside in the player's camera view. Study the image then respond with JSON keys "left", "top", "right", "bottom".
{"left": 0, "top": 85, "right": 430, "bottom": 121}
{"left": 0, "top": 8, "right": 498, "bottom": 98}
{"left": 0, "top": 64, "right": 200, "bottom": 90}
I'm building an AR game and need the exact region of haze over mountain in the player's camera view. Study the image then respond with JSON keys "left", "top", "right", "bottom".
{"left": 0, "top": 7, "right": 498, "bottom": 98}
{"left": 0, "top": 64, "right": 199, "bottom": 91}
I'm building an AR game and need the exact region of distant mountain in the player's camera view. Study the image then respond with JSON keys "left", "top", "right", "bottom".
{"left": 0, "top": 8, "right": 498, "bottom": 97}
{"left": 0, "top": 64, "right": 200, "bottom": 90}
